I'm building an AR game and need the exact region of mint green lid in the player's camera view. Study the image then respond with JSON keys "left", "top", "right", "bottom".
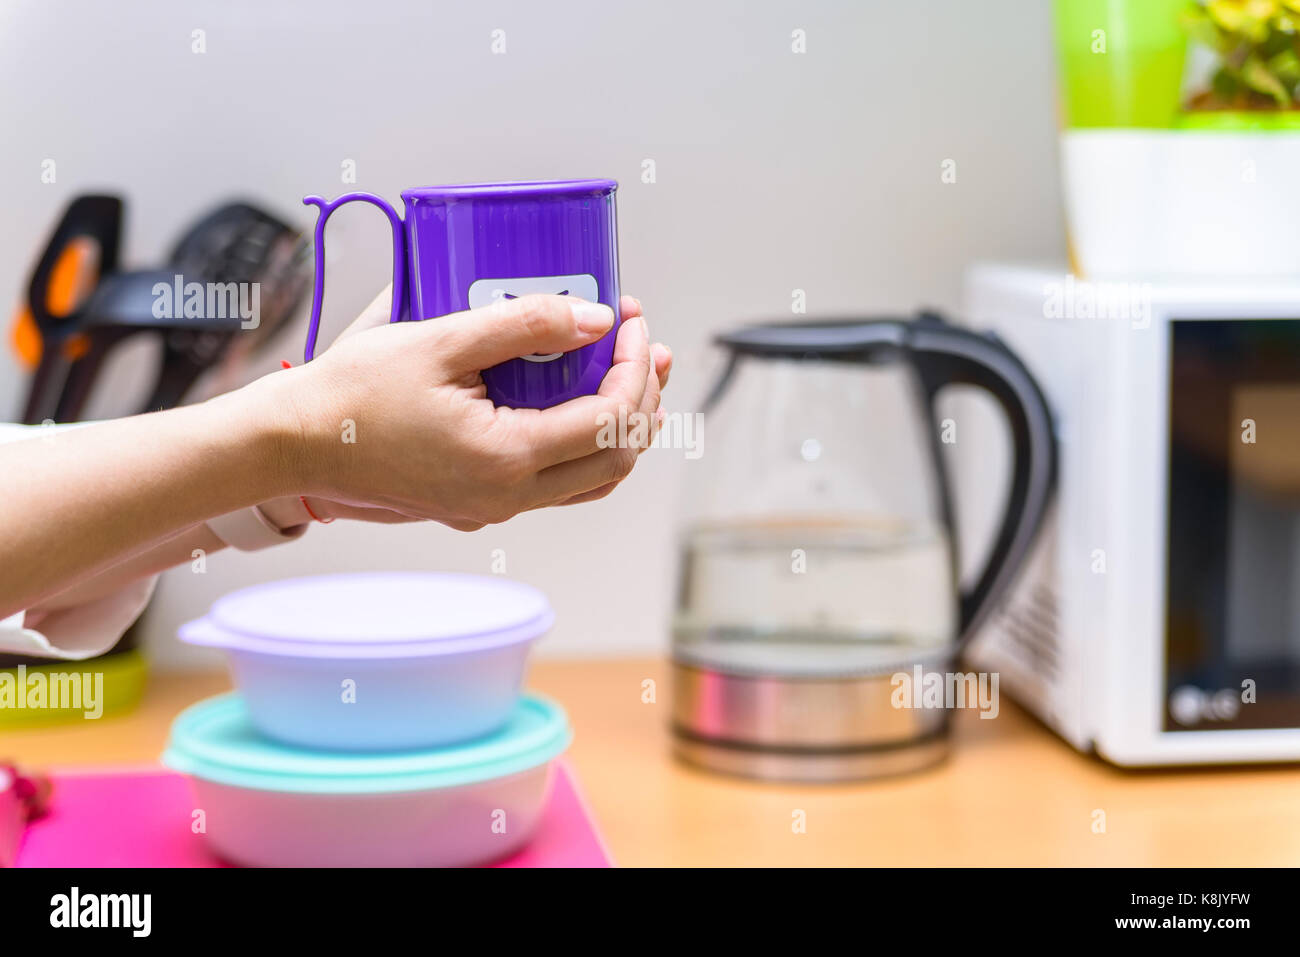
{"left": 162, "top": 693, "right": 571, "bottom": 794}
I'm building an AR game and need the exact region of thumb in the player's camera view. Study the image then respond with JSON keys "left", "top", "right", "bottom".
{"left": 430, "top": 293, "right": 615, "bottom": 372}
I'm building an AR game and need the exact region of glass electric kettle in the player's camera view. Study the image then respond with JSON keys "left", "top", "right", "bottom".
{"left": 671, "top": 312, "right": 1055, "bottom": 781}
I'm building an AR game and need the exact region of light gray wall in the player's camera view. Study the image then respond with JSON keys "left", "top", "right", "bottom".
{"left": 0, "top": 0, "right": 1064, "bottom": 667}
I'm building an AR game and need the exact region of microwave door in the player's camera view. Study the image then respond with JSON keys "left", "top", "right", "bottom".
{"left": 1165, "top": 319, "right": 1300, "bottom": 732}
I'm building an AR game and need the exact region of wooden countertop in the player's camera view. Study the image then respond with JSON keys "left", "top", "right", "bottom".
{"left": 8, "top": 658, "right": 1300, "bottom": 866}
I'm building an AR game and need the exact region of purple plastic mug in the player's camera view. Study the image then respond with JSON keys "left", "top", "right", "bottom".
{"left": 302, "top": 179, "right": 621, "bottom": 409}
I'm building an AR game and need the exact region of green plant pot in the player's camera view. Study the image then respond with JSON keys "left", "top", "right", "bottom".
{"left": 1177, "top": 110, "right": 1300, "bottom": 130}
{"left": 1054, "top": 0, "right": 1190, "bottom": 128}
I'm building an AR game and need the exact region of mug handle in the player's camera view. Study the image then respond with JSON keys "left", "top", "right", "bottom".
{"left": 301, "top": 192, "right": 406, "bottom": 362}
{"left": 906, "top": 312, "right": 1057, "bottom": 647}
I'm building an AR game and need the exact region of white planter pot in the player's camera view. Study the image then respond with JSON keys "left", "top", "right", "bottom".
{"left": 1062, "top": 129, "right": 1300, "bottom": 280}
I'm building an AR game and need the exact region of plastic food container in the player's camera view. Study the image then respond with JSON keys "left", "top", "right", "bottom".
{"left": 162, "top": 692, "right": 572, "bottom": 867}
{"left": 179, "top": 572, "right": 554, "bottom": 751}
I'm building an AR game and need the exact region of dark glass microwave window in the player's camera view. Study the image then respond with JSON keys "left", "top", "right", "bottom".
{"left": 1165, "top": 319, "right": 1300, "bottom": 732}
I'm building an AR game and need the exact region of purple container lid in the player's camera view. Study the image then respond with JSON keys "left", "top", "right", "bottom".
{"left": 179, "top": 572, "right": 554, "bottom": 659}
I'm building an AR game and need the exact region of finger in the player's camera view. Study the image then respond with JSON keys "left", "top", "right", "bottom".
{"left": 556, "top": 480, "right": 619, "bottom": 507}
{"left": 642, "top": 344, "right": 663, "bottom": 423}
{"left": 631, "top": 342, "right": 663, "bottom": 455}
{"left": 443, "top": 518, "right": 486, "bottom": 532}
{"left": 524, "top": 337, "right": 657, "bottom": 507}
{"left": 432, "top": 294, "right": 615, "bottom": 372}
{"left": 620, "top": 295, "right": 642, "bottom": 321}
{"left": 502, "top": 316, "right": 651, "bottom": 468}
{"left": 652, "top": 342, "right": 672, "bottom": 389}
{"left": 527, "top": 444, "right": 640, "bottom": 507}
{"left": 545, "top": 351, "right": 662, "bottom": 507}
{"left": 322, "top": 503, "right": 422, "bottom": 525}
{"left": 532, "top": 352, "right": 662, "bottom": 506}
{"left": 336, "top": 284, "right": 396, "bottom": 342}
{"left": 599, "top": 315, "right": 651, "bottom": 406}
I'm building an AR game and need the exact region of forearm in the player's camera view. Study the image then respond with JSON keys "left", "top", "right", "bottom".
{"left": 0, "top": 376, "right": 297, "bottom": 618}
{"left": 26, "top": 487, "right": 323, "bottom": 616}
{"left": 31, "top": 523, "right": 228, "bottom": 613}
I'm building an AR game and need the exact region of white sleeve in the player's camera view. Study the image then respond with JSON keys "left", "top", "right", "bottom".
{"left": 0, "top": 421, "right": 160, "bottom": 660}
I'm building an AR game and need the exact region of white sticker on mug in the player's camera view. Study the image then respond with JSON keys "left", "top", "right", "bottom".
{"left": 467, "top": 273, "right": 600, "bottom": 362}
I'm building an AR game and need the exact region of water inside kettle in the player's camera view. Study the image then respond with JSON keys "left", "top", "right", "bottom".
{"left": 673, "top": 516, "right": 956, "bottom": 677}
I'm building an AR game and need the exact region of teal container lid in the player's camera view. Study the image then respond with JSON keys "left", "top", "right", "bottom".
{"left": 162, "top": 692, "right": 571, "bottom": 794}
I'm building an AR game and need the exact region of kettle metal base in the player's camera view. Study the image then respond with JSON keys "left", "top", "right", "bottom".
{"left": 670, "top": 658, "right": 954, "bottom": 783}
{"left": 673, "top": 730, "right": 950, "bottom": 783}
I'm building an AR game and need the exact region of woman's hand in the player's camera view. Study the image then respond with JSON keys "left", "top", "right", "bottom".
{"left": 255, "top": 288, "right": 672, "bottom": 531}
{"left": 0, "top": 288, "right": 671, "bottom": 619}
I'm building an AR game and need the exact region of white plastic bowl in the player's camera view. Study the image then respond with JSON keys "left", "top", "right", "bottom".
{"left": 163, "top": 692, "right": 571, "bottom": 868}
{"left": 178, "top": 573, "right": 554, "bottom": 751}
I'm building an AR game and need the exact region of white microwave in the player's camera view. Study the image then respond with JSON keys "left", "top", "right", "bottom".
{"left": 960, "top": 264, "right": 1300, "bottom": 766}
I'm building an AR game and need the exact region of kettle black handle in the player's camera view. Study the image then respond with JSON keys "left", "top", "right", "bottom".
{"left": 906, "top": 313, "right": 1056, "bottom": 646}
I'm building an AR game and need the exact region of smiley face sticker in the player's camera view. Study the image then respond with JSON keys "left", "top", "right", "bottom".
{"left": 467, "top": 273, "right": 601, "bottom": 362}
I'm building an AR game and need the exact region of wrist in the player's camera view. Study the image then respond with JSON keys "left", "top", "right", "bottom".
{"left": 219, "top": 370, "right": 318, "bottom": 500}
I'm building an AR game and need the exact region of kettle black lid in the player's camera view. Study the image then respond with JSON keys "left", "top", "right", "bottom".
{"left": 714, "top": 312, "right": 951, "bottom": 359}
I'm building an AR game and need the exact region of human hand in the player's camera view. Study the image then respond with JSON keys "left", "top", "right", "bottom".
{"left": 254, "top": 288, "right": 671, "bottom": 531}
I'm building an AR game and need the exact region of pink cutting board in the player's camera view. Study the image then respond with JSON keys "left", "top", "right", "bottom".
{"left": 15, "top": 760, "right": 611, "bottom": 868}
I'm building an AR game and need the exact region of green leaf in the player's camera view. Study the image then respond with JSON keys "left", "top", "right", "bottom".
{"left": 1267, "top": 46, "right": 1300, "bottom": 81}
{"left": 1211, "top": 66, "right": 1241, "bottom": 100}
{"left": 1241, "top": 52, "right": 1293, "bottom": 103}
{"left": 1245, "top": 0, "right": 1281, "bottom": 16}
{"left": 1208, "top": 0, "right": 1247, "bottom": 32}
{"left": 1183, "top": 7, "right": 1238, "bottom": 52}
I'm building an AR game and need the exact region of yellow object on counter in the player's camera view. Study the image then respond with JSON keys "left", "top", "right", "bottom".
{"left": 0, "top": 649, "right": 148, "bottom": 728}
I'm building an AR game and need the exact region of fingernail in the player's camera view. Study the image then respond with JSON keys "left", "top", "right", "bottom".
{"left": 635, "top": 317, "right": 649, "bottom": 339}
{"left": 574, "top": 301, "right": 615, "bottom": 334}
